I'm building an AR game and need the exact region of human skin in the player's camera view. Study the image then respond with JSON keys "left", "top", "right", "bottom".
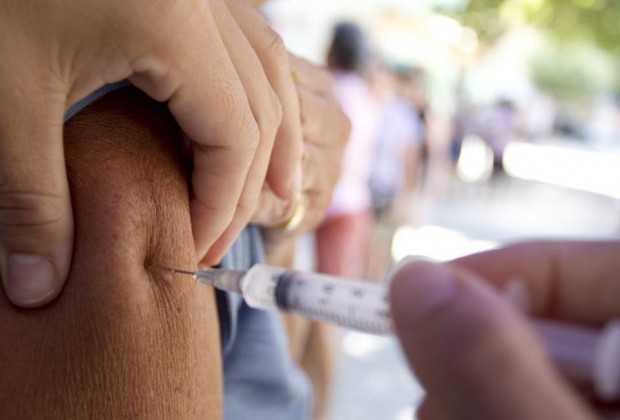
{"left": 0, "top": 0, "right": 301, "bottom": 308}
{"left": 253, "top": 54, "right": 350, "bottom": 249}
{"left": 390, "top": 241, "right": 620, "bottom": 419}
{"left": 0, "top": 88, "right": 221, "bottom": 419}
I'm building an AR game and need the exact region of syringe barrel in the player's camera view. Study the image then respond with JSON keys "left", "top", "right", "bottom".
{"left": 240, "top": 264, "right": 392, "bottom": 335}
{"left": 274, "top": 269, "right": 392, "bottom": 335}
{"left": 239, "top": 264, "right": 286, "bottom": 310}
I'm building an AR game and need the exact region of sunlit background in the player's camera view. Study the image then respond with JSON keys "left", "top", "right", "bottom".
{"left": 262, "top": 0, "right": 620, "bottom": 418}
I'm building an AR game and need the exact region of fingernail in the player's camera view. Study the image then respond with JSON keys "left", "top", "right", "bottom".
{"left": 390, "top": 261, "right": 458, "bottom": 327}
{"left": 5, "top": 254, "right": 55, "bottom": 305}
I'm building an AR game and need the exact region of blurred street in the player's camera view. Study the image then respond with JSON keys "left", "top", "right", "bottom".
{"left": 327, "top": 140, "right": 619, "bottom": 419}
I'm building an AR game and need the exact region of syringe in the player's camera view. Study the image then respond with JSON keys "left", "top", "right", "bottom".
{"left": 163, "top": 263, "right": 620, "bottom": 402}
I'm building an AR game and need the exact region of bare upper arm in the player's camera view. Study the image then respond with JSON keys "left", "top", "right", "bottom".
{"left": 0, "top": 88, "right": 222, "bottom": 419}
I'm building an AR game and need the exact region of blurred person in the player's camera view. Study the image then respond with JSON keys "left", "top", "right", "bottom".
{"left": 450, "top": 103, "right": 475, "bottom": 164}
{"left": 392, "top": 66, "right": 455, "bottom": 227}
{"left": 397, "top": 67, "right": 454, "bottom": 201}
{"left": 368, "top": 63, "right": 425, "bottom": 221}
{"left": 366, "top": 63, "right": 424, "bottom": 281}
{"left": 0, "top": 0, "right": 303, "bottom": 309}
{"left": 398, "top": 67, "right": 430, "bottom": 164}
{"left": 391, "top": 241, "right": 620, "bottom": 419}
{"left": 479, "top": 98, "right": 519, "bottom": 176}
{"left": 316, "top": 22, "right": 380, "bottom": 280}
{"left": 450, "top": 79, "right": 476, "bottom": 165}
{"left": 401, "top": 68, "right": 453, "bottom": 175}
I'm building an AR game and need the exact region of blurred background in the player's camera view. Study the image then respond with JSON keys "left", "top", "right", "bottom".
{"left": 261, "top": 0, "right": 620, "bottom": 418}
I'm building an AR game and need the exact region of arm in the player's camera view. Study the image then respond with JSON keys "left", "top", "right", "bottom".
{"left": 0, "top": 88, "right": 221, "bottom": 419}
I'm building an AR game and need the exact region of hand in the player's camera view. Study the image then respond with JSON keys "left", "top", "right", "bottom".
{"left": 252, "top": 55, "right": 350, "bottom": 242}
{"left": 390, "top": 241, "right": 620, "bottom": 419}
{"left": 0, "top": 0, "right": 301, "bottom": 307}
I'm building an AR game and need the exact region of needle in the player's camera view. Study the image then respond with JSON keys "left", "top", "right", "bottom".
{"left": 149, "top": 265, "right": 197, "bottom": 277}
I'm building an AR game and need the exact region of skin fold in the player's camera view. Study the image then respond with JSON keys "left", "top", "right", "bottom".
{"left": 0, "top": 0, "right": 302, "bottom": 307}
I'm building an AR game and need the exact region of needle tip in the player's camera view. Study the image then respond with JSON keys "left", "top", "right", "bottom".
{"left": 148, "top": 265, "right": 196, "bottom": 276}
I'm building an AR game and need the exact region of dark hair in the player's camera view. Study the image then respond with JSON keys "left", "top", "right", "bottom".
{"left": 327, "top": 22, "right": 368, "bottom": 73}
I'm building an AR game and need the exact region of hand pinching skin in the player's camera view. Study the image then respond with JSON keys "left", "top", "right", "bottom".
{"left": 0, "top": 0, "right": 302, "bottom": 306}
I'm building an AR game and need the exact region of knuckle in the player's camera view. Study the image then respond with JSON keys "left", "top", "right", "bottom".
{"left": 258, "top": 89, "right": 283, "bottom": 136}
{"left": 0, "top": 188, "right": 66, "bottom": 235}
{"left": 262, "top": 27, "right": 288, "bottom": 62}
{"left": 268, "top": 89, "right": 284, "bottom": 124}
{"left": 337, "top": 111, "right": 352, "bottom": 142}
{"left": 235, "top": 195, "right": 258, "bottom": 223}
{"left": 235, "top": 115, "right": 261, "bottom": 154}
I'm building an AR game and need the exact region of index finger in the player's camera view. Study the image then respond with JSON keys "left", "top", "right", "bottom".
{"left": 227, "top": 1, "right": 303, "bottom": 200}
{"left": 452, "top": 240, "right": 620, "bottom": 324}
{"left": 129, "top": 8, "right": 258, "bottom": 260}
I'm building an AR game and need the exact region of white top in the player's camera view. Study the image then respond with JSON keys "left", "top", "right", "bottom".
{"left": 327, "top": 71, "right": 380, "bottom": 219}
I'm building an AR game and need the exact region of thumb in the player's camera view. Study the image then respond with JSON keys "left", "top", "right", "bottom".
{"left": 389, "top": 260, "right": 593, "bottom": 420}
{"left": 0, "top": 87, "right": 73, "bottom": 307}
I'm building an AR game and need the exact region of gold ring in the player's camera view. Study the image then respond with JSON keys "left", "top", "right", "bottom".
{"left": 273, "top": 197, "right": 305, "bottom": 232}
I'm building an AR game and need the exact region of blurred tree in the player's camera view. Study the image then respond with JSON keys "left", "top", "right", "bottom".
{"left": 530, "top": 40, "right": 617, "bottom": 98}
{"left": 438, "top": 0, "right": 620, "bottom": 54}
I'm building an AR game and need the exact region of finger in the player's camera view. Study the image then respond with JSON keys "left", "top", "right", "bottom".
{"left": 453, "top": 241, "right": 620, "bottom": 324}
{"left": 227, "top": 0, "right": 303, "bottom": 200}
{"left": 249, "top": 186, "right": 295, "bottom": 227}
{"left": 298, "top": 142, "right": 343, "bottom": 200}
{"left": 0, "top": 75, "right": 73, "bottom": 307}
{"left": 249, "top": 187, "right": 278, "bottom": 226}
{"left": 389, "top": 260, "right": 594, "bottom": 420}
{"left": 416, "top": 398, "right": 447, "bottom": 420}
{"left": 297, "top": 84, "right": 348, "bottom": 148}
{"left": 128, "top": 3, "right": 259, "bottom": 262}
{"left": 296, "top": 85, "right": 348, "bottom": 191}
{"left": 198, "top": 0, "right": 285, "bottom": 264}
{"left": 297, "top": 144, "right": 323, "bottom": 192}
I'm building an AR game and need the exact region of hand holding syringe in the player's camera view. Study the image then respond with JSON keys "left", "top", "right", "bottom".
{"left": 158, "top": 263, "right": 620, "bottom": 402}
